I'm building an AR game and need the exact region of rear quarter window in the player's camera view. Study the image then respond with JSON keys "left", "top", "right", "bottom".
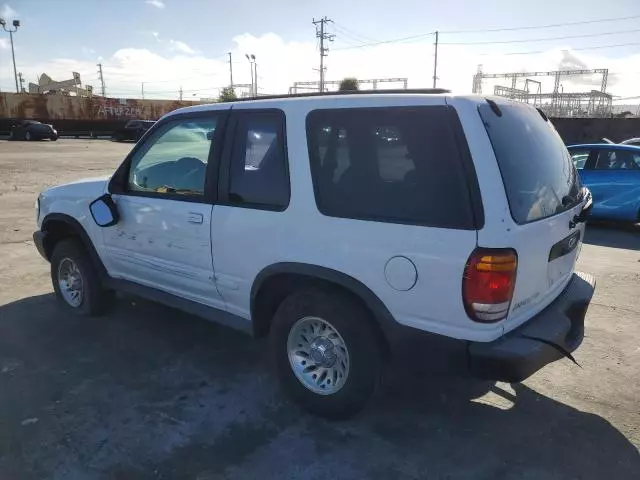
{"left": 305, "top": 106, "right": 478, "bottom": 229}
{"left": 478, "top": 103, "right": 581, "bottom": 224}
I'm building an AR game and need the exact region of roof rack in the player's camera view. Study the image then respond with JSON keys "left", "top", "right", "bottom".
{"left": 233, "top": 88, "right": 451, "bottom": 102}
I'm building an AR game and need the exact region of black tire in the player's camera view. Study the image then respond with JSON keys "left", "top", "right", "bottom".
{"left": 271, "top": 288, "right": 381, "bottom": 420}
{"left": 50, "top": 238, "right": 113, "bottom": 316}
{"left": 51, "top": 135, "right": 58, "bottom": 141}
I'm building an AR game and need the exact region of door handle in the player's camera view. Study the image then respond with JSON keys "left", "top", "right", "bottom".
{"left": 187, "top": 212, "right": 203, "bottom": 224}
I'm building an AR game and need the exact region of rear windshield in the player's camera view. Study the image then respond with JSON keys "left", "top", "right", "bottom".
{"left": 478, "top": 103, "right": 581, "bottom": 224}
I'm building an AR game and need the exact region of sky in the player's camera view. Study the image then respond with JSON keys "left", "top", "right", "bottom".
{"left": 1, "top": 0, "right": 639, "bottom": 104}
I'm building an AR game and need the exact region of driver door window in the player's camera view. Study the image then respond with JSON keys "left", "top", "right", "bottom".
{"left": 128, "top": 117, "right": 217, "bottom": 197}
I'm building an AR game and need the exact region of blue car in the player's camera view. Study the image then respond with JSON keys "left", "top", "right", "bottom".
{"left": 567, "top": 143, "right": 640, "bottom": 223}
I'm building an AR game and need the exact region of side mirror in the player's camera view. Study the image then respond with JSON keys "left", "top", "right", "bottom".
{"left": 89, "top": 194, "right": 119, "bottom": 227}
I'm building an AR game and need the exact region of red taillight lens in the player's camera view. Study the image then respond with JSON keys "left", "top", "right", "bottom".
{"left": 463, "top": 249, "right": 518, "bottom": 322}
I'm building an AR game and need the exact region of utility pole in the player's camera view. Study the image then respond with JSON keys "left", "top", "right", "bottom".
{"left": 179, "top": 86, "right": 183, "bottom": 101}
{"left": 254, "top": 60, "right": 258, "bottom": 96}
{"left": 18, "top": 72, "right": 25, "bottom": 93}
{"left": 228, "top": 52, "right": 234, "bottom": 88}
{"left": 245, "top": 54, "right": 255, "bottom": 96}
{"left": 432, "top": 31, "right": 439, "bottom": 89}
{"left": 97, "top": 63, "right": 106, "bottom": 96}
{"left": 313, "top": 17, "right": 334, "bottom": 92}
{"left": 0, "top": 18, "right": 21, "bottom": 93}
{"left": 141, "top": 82, "right": 144, "bottom": 99}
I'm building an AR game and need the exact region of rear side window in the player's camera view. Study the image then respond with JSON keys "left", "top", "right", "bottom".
{"left": 479, "top": 103, "right": 581, "bottom": 224}
{"left": 594, "top": 149, "right": 640, "bottom": 170}
{"left": 306, "top": 106, "right": 475, "bottom": 229}
{"left": 228, "top": 111, "right": 289, "bottom": 210}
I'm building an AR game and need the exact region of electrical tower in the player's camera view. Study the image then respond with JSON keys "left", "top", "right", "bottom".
{"left": 97, "top": 63, "right": 106, "bottom": 96}
{"left": 313, "top": 17, "right": 334, "bottom": 92}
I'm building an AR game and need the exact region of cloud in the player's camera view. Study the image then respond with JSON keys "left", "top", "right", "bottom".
{"left": 0, "top": 4, "right": 18, "bottom": 20}
{"left": 1, "top": 32, "right": 638, "bottom": 103}
{"left": 145, "top": 0, "right": 165, "bottom": 9}
{"left": 0, "top": 38, "right": 9, "bottom": 49}
{"left": 168, "top": 39, "right": 196, "bottom": 55}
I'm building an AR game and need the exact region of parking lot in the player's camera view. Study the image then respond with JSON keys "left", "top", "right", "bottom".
{"left": 0, "top": 139, "right": 638, "bottom": 479}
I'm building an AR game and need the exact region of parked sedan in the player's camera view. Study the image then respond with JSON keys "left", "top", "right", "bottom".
{"left": 111, "top": 120, "right": 155, "bottom": 142}
{"left": 568, "top": 143, "right": 640, "bottom": 223}
{"left": 9, "top": 120, "right": 58, "bottom": 141}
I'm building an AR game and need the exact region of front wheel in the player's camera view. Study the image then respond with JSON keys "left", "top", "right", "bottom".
{"left": 271, "top": 288, "right": 381, "bottom": 419}
{"left": 50, "top": 239, "right": 113, "bottom": 315}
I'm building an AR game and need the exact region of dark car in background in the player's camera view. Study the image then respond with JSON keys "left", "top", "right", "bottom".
{"left": 112, "top": 120, "right": 155, "bottom": 142}
{"left": 9, "top": 120, "right": 58, "bottom": 141}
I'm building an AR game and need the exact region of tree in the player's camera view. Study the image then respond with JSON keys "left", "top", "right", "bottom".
{"left": 218, "top": 86, "right": 237, "bottom": 102}
{"left": 339, "top": 77, "right": 359, "bottom": 91}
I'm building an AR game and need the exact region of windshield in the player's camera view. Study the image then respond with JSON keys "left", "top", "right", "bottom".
{"left": 479, "top": 103, "right": 581, "bottom": 224}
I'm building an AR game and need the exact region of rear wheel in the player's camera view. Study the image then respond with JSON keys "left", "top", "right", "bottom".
{"left": 271, "top": 288, "right": 381, "bottom": 419}
{"left": 50, "top": 239, "right": 112, "bottom": 315}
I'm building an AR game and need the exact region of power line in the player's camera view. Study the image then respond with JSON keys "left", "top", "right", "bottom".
{"left": 332, "top": 22, "right": 379, "bottom": 44}
{"left": 332, "top": 14, "right": 640, "bottom": 51}
{"left": 333, "top": 31, "right": 434, "bottom": 51}
{"left": 475, "top": 40, "right": 640, "bottom": 56}
{"left": 441, "top": 14, "right": 640, "bottom": 34}
{"left": 441, "top": 27, "right": 640, "bottom": 45}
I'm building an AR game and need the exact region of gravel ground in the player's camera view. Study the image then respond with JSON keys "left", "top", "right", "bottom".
{"left": 0, "top": 140, "right": 638, "bottom": 479}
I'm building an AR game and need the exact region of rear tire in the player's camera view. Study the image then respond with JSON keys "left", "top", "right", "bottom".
{"left": 271, "top": 288, "right": 381, "bottom": 420}
{"left": 50, "top": 238, "right": 113, "bottom": 316}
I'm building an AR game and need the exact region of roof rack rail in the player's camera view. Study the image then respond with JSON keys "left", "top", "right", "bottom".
{"left": 232, "top": 88, "right": 451, "bottom": 102}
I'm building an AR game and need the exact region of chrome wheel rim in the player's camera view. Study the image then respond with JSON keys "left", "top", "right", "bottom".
{"left": 287, "top": 316, "right": 350, "bottom": 395}
{"left": 57, "top": 258, "right": 84, "bottom": 307}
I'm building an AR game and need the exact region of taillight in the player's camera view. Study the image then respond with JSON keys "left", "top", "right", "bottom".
{"left": 463, "top": 248, "right": 518, "bottom": 323}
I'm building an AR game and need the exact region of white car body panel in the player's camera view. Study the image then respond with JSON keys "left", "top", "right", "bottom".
{"left": 100, "top": 195, "right": 225, "bottom": 311}
{"left": 38, "top": 177, "right": 110, "bottom": 260}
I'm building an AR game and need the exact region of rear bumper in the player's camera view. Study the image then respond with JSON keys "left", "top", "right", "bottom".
{"left": 468, "top": 271, "right": 595, "bottom": 383}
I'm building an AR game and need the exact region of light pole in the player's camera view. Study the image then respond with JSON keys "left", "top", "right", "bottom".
{"left": 253, "top": 55, "right": 257, "bottom": 97}
{"left": 245, "top": 53, "right": 255, "bottom": 96}
{"left": 0, "top": 18, "right": 20, "bottom": 93}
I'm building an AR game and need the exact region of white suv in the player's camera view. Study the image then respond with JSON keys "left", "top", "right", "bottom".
{"left": 33, "top": 91, "right": 596, "bottom": 419}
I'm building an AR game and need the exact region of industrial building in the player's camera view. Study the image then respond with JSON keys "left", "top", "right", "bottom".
{"left": 472, "top": 67, "right": 612, "bottom": 118}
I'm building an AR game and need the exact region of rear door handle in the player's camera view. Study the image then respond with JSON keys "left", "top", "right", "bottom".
{"left": 187, "top": 212, "right": 203, "bottom": 224}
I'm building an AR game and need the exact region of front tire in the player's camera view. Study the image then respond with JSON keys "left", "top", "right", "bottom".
{"left": 50, "top": 239, "right": 112, "bottom": 315}
{"left": 271, "top": 288, "right": 381, "bottom": 419}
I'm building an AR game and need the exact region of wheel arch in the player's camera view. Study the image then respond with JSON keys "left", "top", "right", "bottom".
{"left": 250, "top": 262, "right": 396, "bottom": 356}
{"left": 41, "top": 213, "right": 108, "bottom": 279}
